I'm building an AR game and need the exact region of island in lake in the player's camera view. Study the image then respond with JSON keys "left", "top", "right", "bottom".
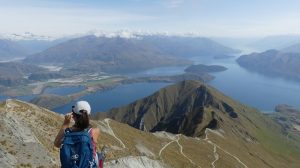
{"left": 184, "top": 64, "right": 227, "bottom": 74}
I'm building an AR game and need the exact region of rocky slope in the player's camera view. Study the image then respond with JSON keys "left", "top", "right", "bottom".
{"left": 1, "top": 81, "right": 300, "bottom": 167}
{"left": 237, "top": 50, "right": 300, "bottom": 81}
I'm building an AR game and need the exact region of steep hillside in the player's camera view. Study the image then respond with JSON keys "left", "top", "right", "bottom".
{"left": 237, "top": 50, "right": 300, "bottom": 81}
{"left": 1, "top": 83, "right": 300, "bottom": 167}
{"left": 97, "top": 80, "right": 300, "bottom": 167}
{"left": 0, "top": 99, "right": 298, "bottom": 168}
{"left": 0, "top": 99, "right": 260, "bottom": 168}
{"left": 0, "top": 100, "right": 61, "bottom": 168}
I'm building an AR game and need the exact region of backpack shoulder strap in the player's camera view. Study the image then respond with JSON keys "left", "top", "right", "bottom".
{"left": 87, "top": 128, "right": 93, "bottom": 140}
{"left": 83, "top": 127, "right": 92, "bottom": 134}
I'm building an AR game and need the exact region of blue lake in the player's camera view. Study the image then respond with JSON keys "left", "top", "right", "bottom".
{"left": 135, "top": 57, "right": 300, "bottom": 112}
{"left": 208, "top": 60, "right": 300, "bottom": 112}
{"left": 2, "top": 55, "right": 300, "bottom": 113}
{"left": 53, "top": 82, "right": 170, "bottom": 114}
{"left": 44, "top": 86, "right": 85, "bottom": 96}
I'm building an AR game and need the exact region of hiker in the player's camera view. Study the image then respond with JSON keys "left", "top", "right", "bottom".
{"left": 54, "top": 100, "right": 101, "bottom": 168}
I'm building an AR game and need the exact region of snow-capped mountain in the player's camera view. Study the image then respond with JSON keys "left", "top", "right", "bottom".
{"left": 83, "top": 29, "right": 208, "bottom": 39}
{"left": 0, "top": 32, "right": 55, "bottom": 41}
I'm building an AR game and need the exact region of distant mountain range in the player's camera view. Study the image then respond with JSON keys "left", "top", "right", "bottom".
{"left": 24, "top": 35, "right": 189, "bottom": 73}
{"left": 15, "top": 38, "right": 69, "bottom": 55}
{"left": 0, "top": 32, "right": 55, "bottom": 41}
{"left": 0, "top": 39, "right": 27, "bottom": 60}
{"left": 248, "top": 35, "right": 300, "bottom": 51}
{"left": 282, "top": 42, "right": 300, "bottom": 54}
{"left": 0, "top": 37, "right": 68, "bottom": 60}
{"left": 139, "top": 35, "right": 239, "bottom": 57}
{"left": 0, "top": 34, "right": 238, "bottom": 87}
{"left": 1, "top": 80, "right": 300, "bottom": 167}
{"left": 211, "top": 35, "right": 300, "bottom": 53}
{"left": 237, "top": 50, "right": 300, "bottom": 81}
{"left": 0, "top": 62, "right": 64, "bottom": 87}
{"left": 0, "top": 62, "right": 44, "bottom": 86}
{"left": 24, "top": 35, "right": 238, "bottom": 74}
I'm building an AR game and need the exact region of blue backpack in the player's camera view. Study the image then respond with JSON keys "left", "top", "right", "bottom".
{"left": 60, "top": 128, "right": 97, "bottom": 168}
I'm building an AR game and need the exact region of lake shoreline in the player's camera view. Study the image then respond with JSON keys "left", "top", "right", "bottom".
{"left": 27, "top": 73, "right": 213, "bottom": 111}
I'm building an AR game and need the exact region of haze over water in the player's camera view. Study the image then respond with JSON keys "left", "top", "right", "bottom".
{"left": 52, "top": 54, "right": 300, "bottom": 114}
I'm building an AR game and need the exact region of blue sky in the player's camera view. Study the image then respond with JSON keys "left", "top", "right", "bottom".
{"left": 1, "top": 0, "right": 300, "bottom": 37}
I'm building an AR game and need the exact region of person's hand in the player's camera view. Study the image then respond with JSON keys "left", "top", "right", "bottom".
{"left": 63, "top": 112, "right": 73, "bottom": 126}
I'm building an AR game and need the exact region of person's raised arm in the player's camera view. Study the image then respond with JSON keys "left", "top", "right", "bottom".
{"left": 54, "top": 113, "right": 72, "bottom": 148}
{"left": 92, "top": 127, "right": 100, "bottom": 144}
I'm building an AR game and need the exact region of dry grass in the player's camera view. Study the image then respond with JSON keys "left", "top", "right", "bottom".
{"left": 1, "top": 99, "right": 300, "bottom": 168}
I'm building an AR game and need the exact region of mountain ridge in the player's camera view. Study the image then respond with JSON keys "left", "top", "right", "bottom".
{"left": 1, "top": 81, "right": 300, "bottom": 167}
{"left": 24, "top": 35, "right": 191, "bottom": 73}
{"left": 248, "top": 35, "right": 300, "bottom": 51}
{"left": 24, "top": 35, "right": 238, "bottom": 74}
{"left": 95, "top": 80, "right": 300, "bottom": 167}
{"left": 100, "top": 80, "right": 249, "bottom": 136}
